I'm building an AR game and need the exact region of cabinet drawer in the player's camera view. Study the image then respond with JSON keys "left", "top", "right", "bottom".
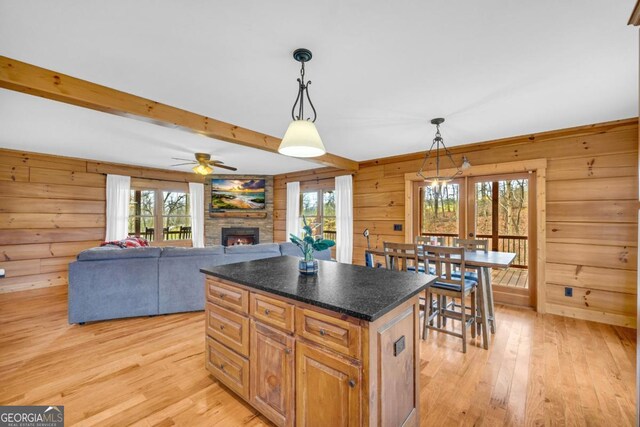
{"left": 206, "top": 336, "right": 249, "bottom": 400}
{"left": 206, "top": 278, "right": 249, "bottom": 314}
{"left": 250, "top": 293, "right": 294, "bottom": 333}
{"left": 206, "top": 302, "right": 250, "bottom": 357}
{"left": 295, "top": 308, "right": 362, "bottom": 359}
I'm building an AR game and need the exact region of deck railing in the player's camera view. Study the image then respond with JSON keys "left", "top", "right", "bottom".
{"left": 323, "top": 230, "right": 337, "bottom": 241}
{"left": 421, "top": 232, "right": 528, "bottom": 268}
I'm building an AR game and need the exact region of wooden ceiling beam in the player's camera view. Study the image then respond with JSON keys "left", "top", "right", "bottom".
{"left": 0, "top": 56, "right": 359, "bottom": 171}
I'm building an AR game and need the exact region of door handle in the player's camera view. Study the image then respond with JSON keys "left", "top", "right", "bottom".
{"left": 469, "top": 232, "right": 474, "bottom": 237}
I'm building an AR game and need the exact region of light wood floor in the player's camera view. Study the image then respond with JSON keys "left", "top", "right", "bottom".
{"left": 492, "top": 268, "right": 529, "bottom": 289}
{"left": 0, "top": 287, "right": 636, "bottom": 426}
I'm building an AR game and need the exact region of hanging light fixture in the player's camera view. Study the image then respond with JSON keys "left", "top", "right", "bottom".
{"left": 278, "top": 48, "right": 326, "bottom": 158}
{"left": 417, "top": 118, "right": 465, "bottom": 188}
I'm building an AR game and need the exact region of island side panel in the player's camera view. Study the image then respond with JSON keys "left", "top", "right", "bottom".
{"left": 365, "top": 296, "right": 421, "bottom": 427}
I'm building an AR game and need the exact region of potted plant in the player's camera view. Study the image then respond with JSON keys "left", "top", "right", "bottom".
{"left": 290, "top": 217, "right": 335, "bottom": 275}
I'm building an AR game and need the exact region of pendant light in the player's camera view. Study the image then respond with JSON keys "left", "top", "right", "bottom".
{"left": 417, "top": 118, "right": 466, "bottom": 189}
{"left": 278, "top": 48, "right": 326, "bottom": 158}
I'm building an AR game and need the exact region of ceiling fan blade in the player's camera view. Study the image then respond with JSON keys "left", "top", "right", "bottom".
{"left": 171, "top": 157, "right": 196, "bottom": 162}
{"left": 211, "top": 160, "right": 225, "bottom": 165}
{"left": 214, "top": 164, "right": 238, "bottom": 171}
{"left": 170, "top": 162, "right": 196, "bottom": 167}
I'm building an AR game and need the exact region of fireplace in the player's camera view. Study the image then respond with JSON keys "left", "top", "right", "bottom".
{"left": 221, "top": 227, "right": 260, "bottom": 246}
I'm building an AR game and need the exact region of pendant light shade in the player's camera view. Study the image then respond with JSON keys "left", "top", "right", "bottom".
{"left": 279, "top": 120, "right": 326, "bottom": 157}
{"left": 278, "top": 48, "right": 326, "bottom": 158}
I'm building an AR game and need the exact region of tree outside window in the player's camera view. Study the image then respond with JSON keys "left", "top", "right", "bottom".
{"left": 128, "top": 187, "right": 191, "bottom": 242}
{"left": 300, "top": 189, "right": 336, "bottom": 241}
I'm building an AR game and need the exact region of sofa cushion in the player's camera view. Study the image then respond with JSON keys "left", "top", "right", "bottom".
{"left": 77, "top": 246, "right": 162, "bottom": 261}
{"left": 161, "top": 246, "right": 225, "bottom": 257}
{"left": 224, "top": 243, "right": 280, "bottom": 254}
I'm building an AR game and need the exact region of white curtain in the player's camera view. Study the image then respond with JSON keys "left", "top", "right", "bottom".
{"left": 189, "top": 182, "right": 205, "bottom": 247}
{"left": 286, "top": 181, "right": 301, "bottom": 239}
{"left": 335, "top": 175, "right": 353, "bottom": 264}
{"left": 105, "top": 174, "right": 131, "bottom": 241}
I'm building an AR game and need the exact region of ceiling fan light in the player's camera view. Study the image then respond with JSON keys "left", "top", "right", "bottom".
{"left": 193, "top": 163, "right": 213, "bottom": 175}
{"left": 278, "top": 120, "right": 326, "bottom": 158}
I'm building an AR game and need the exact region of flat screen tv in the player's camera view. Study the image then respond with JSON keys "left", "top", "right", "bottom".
{"left": 210, "top": 178, "right": 266, "bottom": 210}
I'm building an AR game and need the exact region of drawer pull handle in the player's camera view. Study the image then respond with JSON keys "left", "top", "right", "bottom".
{"left": 285, "top": 348, "right": 291, "bottom": 355}
{"left": 319, "top": 329, "right": 326, "bottom": 336}
{"left": 219, "top": 293, "right": 225, "bottom": 298}
{"left": 220, "top": 325, "right": 225, "bottom": 330}
{"left": 220, "top": 363, "right": 225, "bottom": 370}
{"left": 264, "top": 309, "right": 271, "bottom": 315}
{"left": 348, "top": 379, "right": 356, "bottom": 388}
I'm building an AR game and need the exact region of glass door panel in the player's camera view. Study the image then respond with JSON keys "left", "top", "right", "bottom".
{"left": 497, "top": 179, "right": 529, "bottom": 269}
{"left": 470, "top": 174, "right": 531, "bottom": 296}
{"left": 419, "top": 181, "right": 462, "bottom": 246}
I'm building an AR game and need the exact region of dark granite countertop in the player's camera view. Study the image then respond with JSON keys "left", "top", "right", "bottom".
{"left": 201, "top": 256, "right": 437, "bottom": 322}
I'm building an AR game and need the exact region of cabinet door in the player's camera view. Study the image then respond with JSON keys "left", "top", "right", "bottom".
{"left": 296, "top": 341, "right": 361, "bottom": 427}
{"left": 250, "top": 320, "right": 295, "bottom": 427}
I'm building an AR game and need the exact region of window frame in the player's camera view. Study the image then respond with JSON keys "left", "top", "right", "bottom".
{"left": 129, "top": 179, "right": 192, "bottom": 245}
{"left": 299, "top": 188, "right": 336, "bottom": 241}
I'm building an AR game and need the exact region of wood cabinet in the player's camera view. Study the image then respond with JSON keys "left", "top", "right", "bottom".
{"left": 250, "top": 320, "right": 295, "bottom": 426}
{"left": 296, "top": 341, "right": 361, "bottom": 427}
{"left": 204, "top": 276, "right": 421, "bottom": 426}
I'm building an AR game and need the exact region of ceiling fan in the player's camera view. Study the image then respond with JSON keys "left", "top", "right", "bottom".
{"left": 171, "top": 153, "right": 238, "bottom": 175}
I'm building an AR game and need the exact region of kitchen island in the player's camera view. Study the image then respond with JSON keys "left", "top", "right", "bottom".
{"left": 201, "top": 256, "right": 436, "bottom": 427}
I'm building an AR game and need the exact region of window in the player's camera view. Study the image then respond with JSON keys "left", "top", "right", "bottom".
{"left": 300, "top": 189, "right": 335, "bottom": 241}
{"left": 128, "top": 186, "right": 191, "bottom": 243}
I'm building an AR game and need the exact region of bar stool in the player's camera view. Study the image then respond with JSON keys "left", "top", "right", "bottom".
{"left": 453, "top": 238, "right": 494, "bottom": 341}
{"left": 421, "top": 245, "right": 478, "bottom": 353}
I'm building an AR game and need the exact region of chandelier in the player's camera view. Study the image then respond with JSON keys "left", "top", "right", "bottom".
{"left": 417, "top": 118, "right": 469, "bottom": 188}
{"left": 278, "top": 48, "right": 326, "bottom": 158}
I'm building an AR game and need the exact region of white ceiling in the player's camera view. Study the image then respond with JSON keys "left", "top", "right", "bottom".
{"left": 0, "top": 0, "right": 637, "bottom": 174}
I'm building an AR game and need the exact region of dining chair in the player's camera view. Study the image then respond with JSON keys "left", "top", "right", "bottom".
{"left": 416, "top": 235, "right": 445, "bottom": 246}
{"left": 454, "top": 237, "right": 495, "bottom": 335}
{"left": 422, "top": 245, "right": 477, "bottom": 353}
{"left": 383, "top": 242, "right": 419, "bottom": 272}
{"left": 453, "top": 238, "right": 488, "bottom": 252}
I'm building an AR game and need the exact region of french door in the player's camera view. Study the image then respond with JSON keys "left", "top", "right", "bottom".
{"left": 467, "top": 173, "right": 535, "bottom": 307}
{"left": 415, "top": 172, "right": 536, "bottom": 307}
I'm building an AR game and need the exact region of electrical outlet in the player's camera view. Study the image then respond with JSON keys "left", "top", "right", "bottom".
{"left": 393, "top": 224, "right": 403, "bottom": 231}
{"left": 564, "top": 287, "right": 573, "bottom": 297}
{"left": 0, "top": 268, "right": 5, "bottom": 278}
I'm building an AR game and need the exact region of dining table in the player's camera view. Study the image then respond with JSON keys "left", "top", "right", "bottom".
{"left": 364, "top": 247, "right": 516, "bottom": 349}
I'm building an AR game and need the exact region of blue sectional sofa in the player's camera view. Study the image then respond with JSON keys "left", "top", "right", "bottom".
{"left": 68, "top": 242, "right": 331, "bottom": 324}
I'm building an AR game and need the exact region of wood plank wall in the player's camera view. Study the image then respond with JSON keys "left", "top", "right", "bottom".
{"left": 274, "top": 118, "right": 639, "bottom": 327}
{"left": 0, "top": 149, "right": 203, "bottom": 293}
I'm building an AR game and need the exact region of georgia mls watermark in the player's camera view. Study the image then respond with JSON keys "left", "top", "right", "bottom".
{"left": 0, "top": 406, "right": 64, "bottom": 427}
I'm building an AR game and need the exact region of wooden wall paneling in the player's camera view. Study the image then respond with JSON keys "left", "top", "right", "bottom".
{"left": 0, "top": 147, "right": 216, "bottom": 293}
{"left": 546, "top": 200, "right": 638, "bottom": 223}
{"left": 0, "top": 182, "right": 105, "bottom": 200}
{"left": 0, "top": 150, "right": 88, "bottom": 171}
{"left": 546, "top": 152, "right": 638, "bottom": 180}
{"left": 546, "top": 263, "right": 637, "bottom": 294}
{"left": 546, "top": 283, "right": 635, "bottom": 316}
{"left": 546, "top": 222, "right": 638, "bottom": 246}
{"left": 0, "top": 164, "right": 29, "bottom": 182}
{"left": 0, "top": 241, "right": 103, "bottom": 261}
{"left": 0, "top": 198, "right": 105, "bottom": 214}
{"left": 0, "top": 213, "right": 106, "bottom": 229}
{"left": 546, "top": 177, "right": 638, "bottom": 202}
{"left": 273, "top": 118, "right": 639, "bottom": 327}
{"left": 29, "top": 167, "right": 106, "bottom": 187}
{"left": 546, "top": 242, "right": 637, "bottom": 271}
{"left": 0, "top": 228, "right": 104, "bottom": 245}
